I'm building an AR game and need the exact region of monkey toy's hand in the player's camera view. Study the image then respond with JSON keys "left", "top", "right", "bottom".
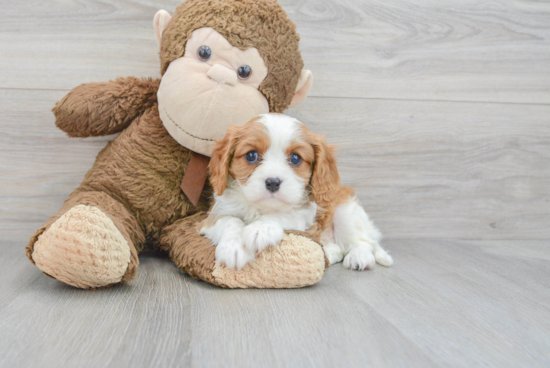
{"left": 53, "top": 77, "right": 160, "bottom": 138}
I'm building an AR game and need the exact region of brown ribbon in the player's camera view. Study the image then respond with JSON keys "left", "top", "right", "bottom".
{"left": 181, "top": 151, "right": 210, "bottom": 207}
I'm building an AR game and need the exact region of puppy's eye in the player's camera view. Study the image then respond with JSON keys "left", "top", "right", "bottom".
{"left": 237, "top": 65, "right": 251, "bottom": 80}
{"left": 197, "top": 45, "right": 212, "bottom": 61}
{"left": 245, "top": 151, "right": 259, "bottom": 164}
{"left": 289, "top": 153, "right": 302, "bottom": 166}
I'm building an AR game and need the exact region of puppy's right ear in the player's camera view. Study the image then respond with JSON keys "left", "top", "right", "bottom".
{"left": 310, "top": 134, "right": 340, "bottom": 208}
{"left": 209, "top": 126, "right": 240, "bottom": 196}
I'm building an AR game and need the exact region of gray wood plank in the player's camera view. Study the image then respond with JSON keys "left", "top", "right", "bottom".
{"left": 0, "top": 243, "right": 193, "bottom": 368}
{"left": 1, "top": 0, "right": 550, "bottom": 104}
{"left": 1, "top": 239, "right": 548, "bottom": 368}
{"left": 334, "top": 240, "right": 550, "bottom": 368}
{"left": 3, "top": 89, "right": 548, "bottom": 242}
{"left": 289, "top": 0, "right": 550, "bottom": 104}
{"left": 0, "top": 240, "right": 43, "bottom": 310}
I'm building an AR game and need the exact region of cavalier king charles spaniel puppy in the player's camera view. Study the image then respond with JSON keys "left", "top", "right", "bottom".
{"left": 200, "top": 113, "right": 393, "bottom": 270}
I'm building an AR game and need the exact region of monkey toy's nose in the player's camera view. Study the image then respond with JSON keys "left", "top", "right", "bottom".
{"left": 207, "top": 64, "right": 237, "bottom": 86}
{"left": 265, "top": 178, "right": 281, "bottom": 193}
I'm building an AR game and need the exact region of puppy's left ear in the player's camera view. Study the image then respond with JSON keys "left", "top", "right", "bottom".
{"left": 209, "top": 126, "right": 240, "bottom": 196}
{"left": 310, "top": 134, "right": 340, "bottom": 207}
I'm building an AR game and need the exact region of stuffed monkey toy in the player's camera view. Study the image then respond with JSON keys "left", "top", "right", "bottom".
{"left": 26, "top": 0, "right": 328, "bottom": 289}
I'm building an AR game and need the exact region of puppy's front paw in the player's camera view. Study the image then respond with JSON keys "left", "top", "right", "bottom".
{"left": 242, "top": 221, "right": 284, "bottom": 254}
{"left": 343, "top": 247, "right": 376, "bottom": 271}
{"left": 215, "top": 235, "right": 256, "bottom": 270}
{"left": 374, "top": 249, "right": 393, "bottom": 267}
{"left": 323, "top": 242, "right": 344, "bottom": 265}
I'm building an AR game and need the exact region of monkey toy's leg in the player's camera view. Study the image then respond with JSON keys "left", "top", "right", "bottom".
{"left": 26, "top": 77, "right": 159, "bottom": 289}
{"left": 160, "top": 213, "right": 329, "bottom": 288}
{"left": 27, "top": 191, "right": 144, "bottom": 289}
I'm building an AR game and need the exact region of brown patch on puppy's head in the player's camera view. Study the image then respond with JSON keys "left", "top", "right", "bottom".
{"left": 229, "top": 122, "right": 270, "bottom": 187}
{"left": 159, "top": 0, "right": 304, "bottom": 112}
{"left": 209, "top": 117, "right": 270, "bottom": 195}
{"left": 285, "top": 135, "right": 315, "bottom": 184}
{"left": 209, "top": 125, "right": 239, "bottom": 196}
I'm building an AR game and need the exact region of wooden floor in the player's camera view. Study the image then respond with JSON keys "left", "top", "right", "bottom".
{"left": 1, "top": 1, "right": 549, "bottom": 367}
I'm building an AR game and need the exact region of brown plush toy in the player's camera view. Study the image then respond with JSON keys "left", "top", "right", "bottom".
{"left": 26, "top": 0, "right": 328, "bottom": 289}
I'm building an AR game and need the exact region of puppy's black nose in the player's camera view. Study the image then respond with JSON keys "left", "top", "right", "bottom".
{"left": 265, "top": 177, "right": 281, "bottom": 193}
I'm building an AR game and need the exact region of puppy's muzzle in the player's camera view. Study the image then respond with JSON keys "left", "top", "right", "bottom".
{"left": 265, "top": 177, "right": 281, "bottom": 193}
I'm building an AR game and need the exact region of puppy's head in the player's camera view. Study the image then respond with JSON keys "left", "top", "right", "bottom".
{"left": 209, "top": 114, "right": 340, "bottom": 210}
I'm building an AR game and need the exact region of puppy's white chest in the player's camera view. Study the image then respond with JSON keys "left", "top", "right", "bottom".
{"left": 255, "top": 201, "right": 317, "bottom": 232}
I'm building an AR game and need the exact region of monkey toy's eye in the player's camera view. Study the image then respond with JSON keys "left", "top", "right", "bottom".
{"left": 197, "top": 45, "right": 212, "bottom": 61}
{"left": 245, "top": 151, "right": 259, "bottom": 164}
{"left": 237, "top": 65, "right": 252, "bottom": 80}
{"left": 289, "top": 153, "right": 302, "bottom": 166}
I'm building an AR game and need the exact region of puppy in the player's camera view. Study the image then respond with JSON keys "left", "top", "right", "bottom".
{"left": 200, "top": 113, "right": 393, "bottom": 270}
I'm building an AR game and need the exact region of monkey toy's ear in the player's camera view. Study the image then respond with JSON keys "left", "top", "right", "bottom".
{"left": 154, "top": 10, "right": 172, "bottom": 47}
{"left": 289, "top": 70, "right": 313, "bottom": 108}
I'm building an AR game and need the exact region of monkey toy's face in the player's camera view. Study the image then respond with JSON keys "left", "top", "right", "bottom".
{"left": 153, "top": 5, "right": 312, "bottom": 158}
{"left": 158, "top": 28, "right": 270, "bottom": 156}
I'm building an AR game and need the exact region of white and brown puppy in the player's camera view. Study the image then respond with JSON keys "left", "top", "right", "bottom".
{"left": 200, "top": 114, "right": 393, "bottom": 270}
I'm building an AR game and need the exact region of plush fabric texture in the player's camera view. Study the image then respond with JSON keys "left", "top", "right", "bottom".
{"left": 32, "top": 205, "right": 132, "bottom": 289}
{"left": 212, "top": 233, "right": 326, "bottom": 288}
{"left": 160, "top": 0, "right": 304, "bottom": 112}
{"left": 53, "top": 77, "right": 160, "bottom": 138}
{"left": 160, "top": 213, "right": 328, "bottom": 288}
{"left": 28, "top": 82, "right": 212, "bottom": 254}
{"left": 160, "top": 213, "right": 219, "bottom": 285}
{"left": 158, "top": 50, "right": 269, "bottom": 156}
{"left": 27, "top": 190, "right": 142, "bottom": 284}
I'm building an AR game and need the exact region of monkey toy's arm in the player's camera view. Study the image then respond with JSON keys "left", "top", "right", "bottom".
{"left": 161, "top": 212, "right": 329, "bottom": 289}
{"left": 53, "top": 77, "right": 160, "bottom": 137}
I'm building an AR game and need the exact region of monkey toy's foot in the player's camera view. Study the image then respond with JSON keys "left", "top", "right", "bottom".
{"left": 30, "top": 205, "right": 135, "bottom": 289}
{"left": 211, "top": 232, "right": 328, "bottom": 288}
{"left": 162, "top": 213, "right": 329, "bottom": 289}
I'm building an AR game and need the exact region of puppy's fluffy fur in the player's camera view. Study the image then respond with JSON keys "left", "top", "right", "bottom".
{"left": 200, "top": 114, "right": 393, "bottom": 270}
